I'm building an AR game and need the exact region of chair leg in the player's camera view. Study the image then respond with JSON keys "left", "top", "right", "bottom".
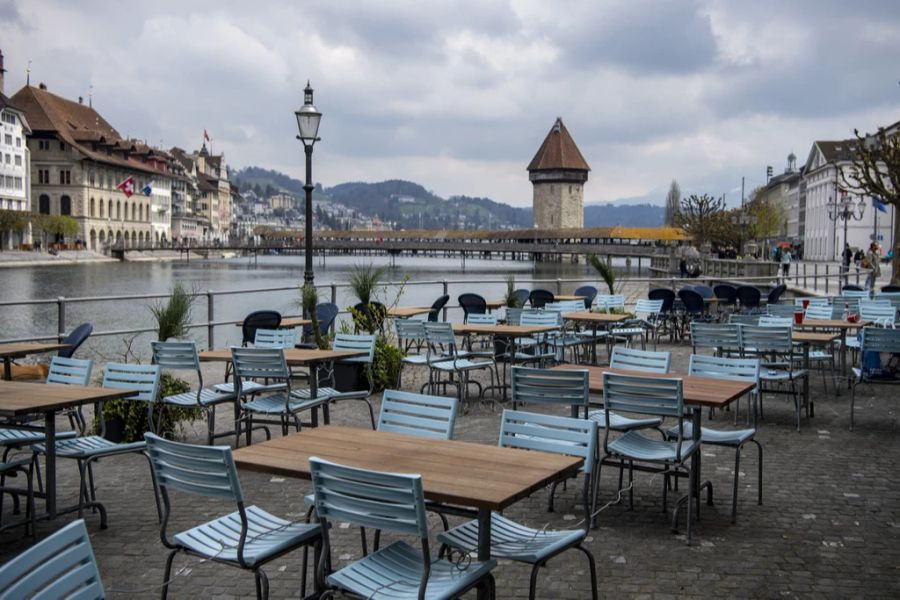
{"left": 850, "top": 381, "right": 857, "bottom": 431}
{"left": 160, "top": 548, "right": 179, "bottom": 600}
{"left": 576, "top": 544, "right": 600, "bottom": 600}
{"left": 752, "top": 439, "right": 763, "bottom": 506}
{"left": 528, "top": 563, "right": 542, "bottom": 600}
{"left": 686, "top": 463, "right": 695, "bottom": 545}
{"left": 731, "top": 445, "right": 742, "bottom": 523}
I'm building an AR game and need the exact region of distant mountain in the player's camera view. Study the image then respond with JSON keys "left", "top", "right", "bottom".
{"left": 232, "top": 166, "right": 663, "bottom": 230}
{"left": 584, "top": 203, "right": 664, "bottom": 227}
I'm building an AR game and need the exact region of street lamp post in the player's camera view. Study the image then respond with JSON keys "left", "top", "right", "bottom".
{"left": 827, "top": 190, "right": 866, "bottom": 283}
{"left": 295, "top": 81, "right": 323, "bottom": 289}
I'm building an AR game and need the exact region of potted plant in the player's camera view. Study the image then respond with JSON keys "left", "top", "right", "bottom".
{"left": 302, "top": 283, "right": 328, "bottom": 350}
{"left": 100, "top": 283, "right": 200, "bottom": 442}
{"left": 588, "top": 254, "right": 617, "bottom": 295}
{"left": 502, "top": 274, "right": 522, "bottom": 308}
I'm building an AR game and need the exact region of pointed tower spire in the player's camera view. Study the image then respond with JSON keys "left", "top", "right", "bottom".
{"left": 528, "top": 118, "right": 590, "bottom": 229}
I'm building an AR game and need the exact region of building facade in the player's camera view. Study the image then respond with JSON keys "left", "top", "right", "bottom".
{"left": 0, "top": 50, "right": 32, "bottom": 249}
{"left": 528, "top": 118, "right": 590, "bottom": 230}
{"left": 11, "top": 83, "right": 173, "bottom": 250}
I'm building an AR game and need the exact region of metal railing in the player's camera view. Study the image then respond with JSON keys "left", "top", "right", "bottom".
{"left": 0, "top": 263, "right": 863, "bottom": 349}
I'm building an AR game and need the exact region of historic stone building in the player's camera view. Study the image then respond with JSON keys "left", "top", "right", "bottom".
{"left": 0, "top": 50, "right": 32, "bottom": 249}
{"left": 528, "top": 117, "right": 590, "bottom": 229}
{"left": 10, "top": 82, "right": 173, "bottom": 250}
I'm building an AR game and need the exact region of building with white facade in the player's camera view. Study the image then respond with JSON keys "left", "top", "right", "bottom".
{"left": 756, "top": 153, "right": 801, "bottom": 241}
{"left": 0, "top": 50, "right": 32, "bottom": 249}
{"left": 802, "top": 139, "right": 895, "bottom": 261}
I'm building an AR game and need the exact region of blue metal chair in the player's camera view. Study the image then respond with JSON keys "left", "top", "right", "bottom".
{"left": 241, "top": 310, "right": 282, "bottom": 346}
{"left": 713, "top": 284, "right": 738, "bottom": 312}
{"left": 424, "top": 322, "right": 495, "bottom": 405}
{"left": 232, "top": 347, "right": 330, "bottom": 444}
{"left": 574, "top": 285, "right": 598, "bottom": 310}
{"left": 735, "top": 286, "right": 762, "bottom": 313}
{"left": 611, "top": 299, "right": 664, "bottom": 350}
{"left": 595, "top": 294, "right": 625, "bottom": 313}
{"left": 293, "top": 334, "right": 378, "bottom": 429}
{"left": 544, "top": 301, "right": 591, "bottom": 361}
{"left": 31, "top": 362, "right": 161, "bottom": 529}
{"left": 738, "top": 325, "right": 808, "bottom": 431}
{"left": 767, "top": 283, "right": 787, "bottom": 304}
{"left": 511, "top": 366, "right": 589, "bottom": 417}
{"left": 309, "top": 457, "right": 497, "bottom": 599}
{"left": 0, "top": 519, "right": 103, "bottom": 597}
{"left": 427, "top": 294, "right": 450, "bottom": 322}
{"left": 300, "top": 302, "right": 339, "bottom": 345}
{"left": 850, "top": 327, "right": 900, "bottom": 430}
{"left": 377, "top": 389, "right": 459, "bottom": 440}
{"left": 396, "top": 319, "right": 429, "bottom": 388}
{"left": 599, "top": 372, "right": 700, "bottom": 543}
{"left": 145, "top": 433, "right": 321, "bottom": 600}
{"left": 758, "top": 316, "right": 792, "bottom": 327}
{"left": 505, "top": 306, "right": 524, "bottom": 325}
{"left": 152, "top": 341, "right": 237, "bottom": 445}
{"left": 766, "top": 303, "right": 798, "bottom": 318}
{"left": 0, "top": 458, "right": 35, "bottom": 537}
{"left": 794, "top": 296, "right": 829, "bottom": 308}
{"left": 587, "top": 346, "right": 670, "bottom": 434}
{"left": 729, "top": 313, "right": 761, "bottom": 326}
{"left": 666, "top": 355, "right": 762, "bottom": 522}
{"left": 690, "top": 322, "right": 741, "bottom": 357}
{"left": 517, "top": 310, "right": 561, "bottom": 366}
{"left": 57, "top": 322, "right": 93, "bottom": 359}
{"left": 513, "top": 288, "right": 531, "bottom": 307}
{"left": 438, "top": 410, "right": 598, "bottom": 600}
{"left": 253, "top": 328, "right": 298, "bottom": 348}
{"left": 803, "top": 304, "right": 837, "bottom": 320}
{"left": 649, "top": 288, "right": 677, "bottom": 340}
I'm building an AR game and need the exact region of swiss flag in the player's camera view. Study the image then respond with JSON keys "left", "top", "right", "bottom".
{"left": 117, "top": 176, "right": 135, "bottom": 198}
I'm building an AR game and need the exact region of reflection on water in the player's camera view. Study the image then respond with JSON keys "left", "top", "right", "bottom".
{"left": 0, "top": 254, "right": 647, "bottom": 359}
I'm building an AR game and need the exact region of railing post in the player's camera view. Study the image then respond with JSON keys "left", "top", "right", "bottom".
{"left": 825, "top": 264, "right": 829, "bottom": 295}
{"left": 803, "top": 263, "right": 807, "bottom": 289}
{"left": 57, "top": 297, "right": 66, "bottom": 342}
{"left": 206, "top": 290, "right": 215, "bottom": 349}
{"left": 814, "top": 263, "right": 818, "bottom": 292}
{"left": 330, "top": 282, "right": 337, "bottom": 305}
{"left": 556, "top": 278, "right": 562, "bottom": 295}
{"left": 442, "top": 280, "right": 449, "bottom": 321}
{"left": 670, "top": 277, "right": 676, "bottom": 292}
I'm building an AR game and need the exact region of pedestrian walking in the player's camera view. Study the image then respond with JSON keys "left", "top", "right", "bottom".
{"left": 781, "top": 247, "right": 792, "bottom": 279}
{"left": 865, "top": 243, "right": 881, "bottom": 290}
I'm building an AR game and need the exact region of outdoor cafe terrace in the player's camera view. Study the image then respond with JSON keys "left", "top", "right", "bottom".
{"left": 0, "top": 293, "right": 898, "bottom": 599}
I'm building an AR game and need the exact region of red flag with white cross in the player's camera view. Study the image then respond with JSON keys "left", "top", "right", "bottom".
{"left": 117, "top": 176, "right": 135, "bottom": 198}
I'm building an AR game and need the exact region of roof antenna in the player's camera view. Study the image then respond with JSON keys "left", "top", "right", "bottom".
{"left": 88, "top": 84, "right": 93, "bottom": 108}
{"left": 25, "top": 60, "right": 31, "bottom": 86}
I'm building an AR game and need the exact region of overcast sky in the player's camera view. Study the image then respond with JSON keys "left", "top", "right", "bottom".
{"left": 1, "top": 0, "right": 898, "bottom": 208}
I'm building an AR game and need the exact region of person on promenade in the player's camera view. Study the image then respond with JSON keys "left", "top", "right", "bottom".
{"left": 866, "top": 243, "right": 881, "bottom": 291}
{"left": 781, "top": 246, "right": 792, "bottom": 279}
{"left": 854, "top": 248, "right": 864, "bottom": 274}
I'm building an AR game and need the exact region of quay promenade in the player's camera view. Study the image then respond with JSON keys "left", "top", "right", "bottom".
{"left": 0, "top": 342, "right": 897, "bottom": 599}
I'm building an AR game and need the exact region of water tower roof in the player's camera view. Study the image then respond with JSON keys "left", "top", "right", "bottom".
{"left": 527, "top": 117, "right": 590, "bottom": 172}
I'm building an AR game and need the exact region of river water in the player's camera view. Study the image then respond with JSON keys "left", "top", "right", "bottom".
{"left": 0, "top": 254, "right": 649, "bottom": 359}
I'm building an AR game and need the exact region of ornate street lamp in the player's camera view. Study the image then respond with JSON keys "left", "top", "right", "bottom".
{"left": 295, "top": 81, "right": 322, "bottom": 287}
{"left": 827, "top": 190, "right": 866, "bottom": 259}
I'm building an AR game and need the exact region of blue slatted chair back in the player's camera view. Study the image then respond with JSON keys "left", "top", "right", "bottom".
{"left": 145, "top": 432, "right": 243, "bottom": 502}
{"left": 309, "top": 457, "right": 428, "bottom": 538}
{"left": 395, "top": 319, "right": 427, "bottom": 346}
{"left": 0, "top": 519, "right": 104, "bottom": 598}
{"left": 859, "top": 326, "right": 900, "bottom": 354}
{"left": 840, "top": 289, "right": 870, "bottom": 299}
{"left": 874, "top": 293, "right": 900, "bottom": 310}
{"left": 424, "top": 322, "right": 456, "bottom": 347}
{"left": 595, "top": 294, "right": 625, "bottom": 313}
{"left": 634, "top": 299, "right": 663, "bottom": 319}
{"left": 511, "top": 366, "right": 589, "bottom": 415}
{"left": 758, "top": 316, "right": 792, "bottom": 327}
{"left": 602, "top": 372, "right": 684, "bottom": 420}
{"left": 46, "top": 356, "right": 93, "bottom": 386}
{"left": 689, "top": 354, "right": 760, "bottom": 385}
{"left": 520, "top": 310, "right": 561, "bottom": 327}
{"left": 103, "top": 362, "right": 160, "bottom": 402}
{"left": 152, "top": 340, "right": 201, "bottom": 371}
{"left": 833, "top": 296, "right": 861, "bottom": 314}
{"left": 690, "top": 323, "right": 740, "bottom": 354}
{"left": 794, "top": 297, "right": 828, "bottom": 307}
{"left": 804, "top": 304, "right": 835, "bottom": 320}
{"left": 505, "top": 306, "right": 523, "bottom": 325}
{"left": 467, "top": 313, "right": 498, "bottom": 325}
{"left": 333, "top": 333, "right": 376, "bottom": 364}
{"left": 739, "top": 324, "right": 793, "bottom": 354}
{"left": 253, "top": 328, "right": 297, "bottom": 349}
{"left": 859, "top": 300, "right": 897, "bottom": 327}
{"left": 729, "top": 313, "right": 760, "bottom": 326}
{"left": 766, "top": 303, "right": 798, "bottom": 318}
{"left": 378, "top": 390, "right": 458, "bottom": 439}
{"left": 231, "top": 347, "right": 290, "bottom": 387}
{"left": 499, "top": 409, "right": 596, "bottom": 475}
{"left": 544, "top": 300, "right": 584, "bottom": 313}
{"left": 610, "top": 346, "right": 670, "bottom": 373}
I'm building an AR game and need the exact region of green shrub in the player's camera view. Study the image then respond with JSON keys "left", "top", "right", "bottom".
{"left": 98, "top": 373, "right": 199, "bottom": 442}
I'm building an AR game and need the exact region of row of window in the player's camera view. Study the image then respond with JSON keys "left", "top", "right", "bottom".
{"left": 2, "top": 199, "right": 25, "bottom": 210}
{"left": 1, "top": 175, "right": 23, "bottom": 190}
{"left": 88, "top": 197, "right": 154, "bottom": 222}
{"left": 2, "top": 153, "right": 23, "bottom": 166}
{"left": 36, "top": 169, "right": 72, "bottom": 185}
{"left": 36, "top": 140, "right": 65, "bottom": 152}
{"left": 1, "top": 112, "right": 17, "bottom": 125}
{"left": 2, "top": 133, "right": 22, "bottom": 147}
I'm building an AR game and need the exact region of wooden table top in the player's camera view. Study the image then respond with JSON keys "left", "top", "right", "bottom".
{"left": 797, "top": 319, "right": 871, "bottom": 330}
{"left": 553, "top": 364, "right": 755, "bottom": 408}
{"left": 486, "top": 299, "right": 506, "bottom": 309}
{"left": 0, "top": 342, "right": 69, "bottom": 359}
{"left": 453, "top": 323, "right": 559, "bottom": 336}
{"left": 387, "top": 306, "right": 433, "bottom": 318}
{"left": 199, "top": 348, "right": 367, "bottom": 365}
{"left": 278, "top": 317, "right": 312, "bottom": 328}
{"left": 792, "top": 331, "right": 840, "bottom": 345}
{"left": 0, "top": 381, "right": 137, "bottom": 418}
{"left": 562, "top": 311, "right": 630, "bottom": 323}
{"left": 554, "top": 294, "right": 586, "bottom": 301}
{"left": 232, "top": 425, "right": 583, "bottom": 510}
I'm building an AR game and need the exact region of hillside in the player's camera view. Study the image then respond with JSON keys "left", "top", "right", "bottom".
{"left": 232, "top": 166, "right": 664, "bottom": 229}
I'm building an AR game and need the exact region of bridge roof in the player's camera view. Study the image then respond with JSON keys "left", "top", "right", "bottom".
{"left": 257, "top": 226, "right": 690, "bottom": 242}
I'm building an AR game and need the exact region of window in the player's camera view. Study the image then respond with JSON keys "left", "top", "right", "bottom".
{"left": 15, "top": 137, "right": 21, "bottom": 148}
{"left": 59, "top": 141, "right": 66, "bottom": 151}
{"left": 38, "top": 140, "right": 50, "bottom": 151}
{"left": 90, "top": 197, "right": 95, "bottom": 217}
{"left": 59, "top": 170, "right": 71, "bottom": 185}
{"left": 99, "top": 198, "right": 104, "bottom": 218}
{"left": 4, "top": 154, "right": 9, "bottom": 164}
{"left": 14, "top": 177, "right": 22, "bottom": 190}
{"left": 60, "top": 195, "right": 72, "bottom": 216}
{"left": 39, "top": 194, "right": 50, "bottom": 214}
{"left": 38, "top": 169, "right": 49, "bottom": 184}
{"left": 4, "top": 175, "right": 12, "bottom": 188}
{"left": 14, "top": 155, "right": 21, "bottom": 167}
{"left": 4, "top": 134, "right": 12, "bottom": 145}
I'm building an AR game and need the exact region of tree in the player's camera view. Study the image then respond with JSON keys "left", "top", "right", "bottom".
{"left": 0, "top": 209, "right": 30, "bottom": 251}
{"left": 841, "top": 125, "right": 900, "bottom": 283}
{"left": 675, "top": 193, "right": 725, "bottom": 246}
{"left": 664, "top": 180, "right": 681, "bottom": 227}
{"left": 746, "top": 193, "right": 787, "bottom": 242}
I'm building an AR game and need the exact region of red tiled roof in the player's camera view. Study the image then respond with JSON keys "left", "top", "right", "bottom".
{"left": 527, "top": 117, "right": 590, "bottom": 172}
{"left": 10, "top": 84, "right": 163, "bottom": 176}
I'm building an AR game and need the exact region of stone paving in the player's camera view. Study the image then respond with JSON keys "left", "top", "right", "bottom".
{"left": 1, "top": 342, "right": 899, "bottom": 599}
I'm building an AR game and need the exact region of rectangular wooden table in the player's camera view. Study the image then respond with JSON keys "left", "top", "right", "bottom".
{"left": 278, "top": 317, "right": 312, "bottom": 328}
{"left": 199, "top": 348, "right": 368, "bottom": 426}
{"left": 387, "top": 306, "right": 433, "bottom": 318}
{"left": 0, "top": 342, "right": 69, "bottom": 380}
{"left": 233, "top": 424, "right": 583, "bottom": 594}
{"left": 0, "top": 380, "right": 137, "bottom": 518}
{"left": 796, "top": 319, "right": 870, "bottom": 389}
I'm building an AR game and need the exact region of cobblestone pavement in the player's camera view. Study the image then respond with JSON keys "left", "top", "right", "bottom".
{"left": 1, "top": 342, "right": 899, "bottom": 599}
